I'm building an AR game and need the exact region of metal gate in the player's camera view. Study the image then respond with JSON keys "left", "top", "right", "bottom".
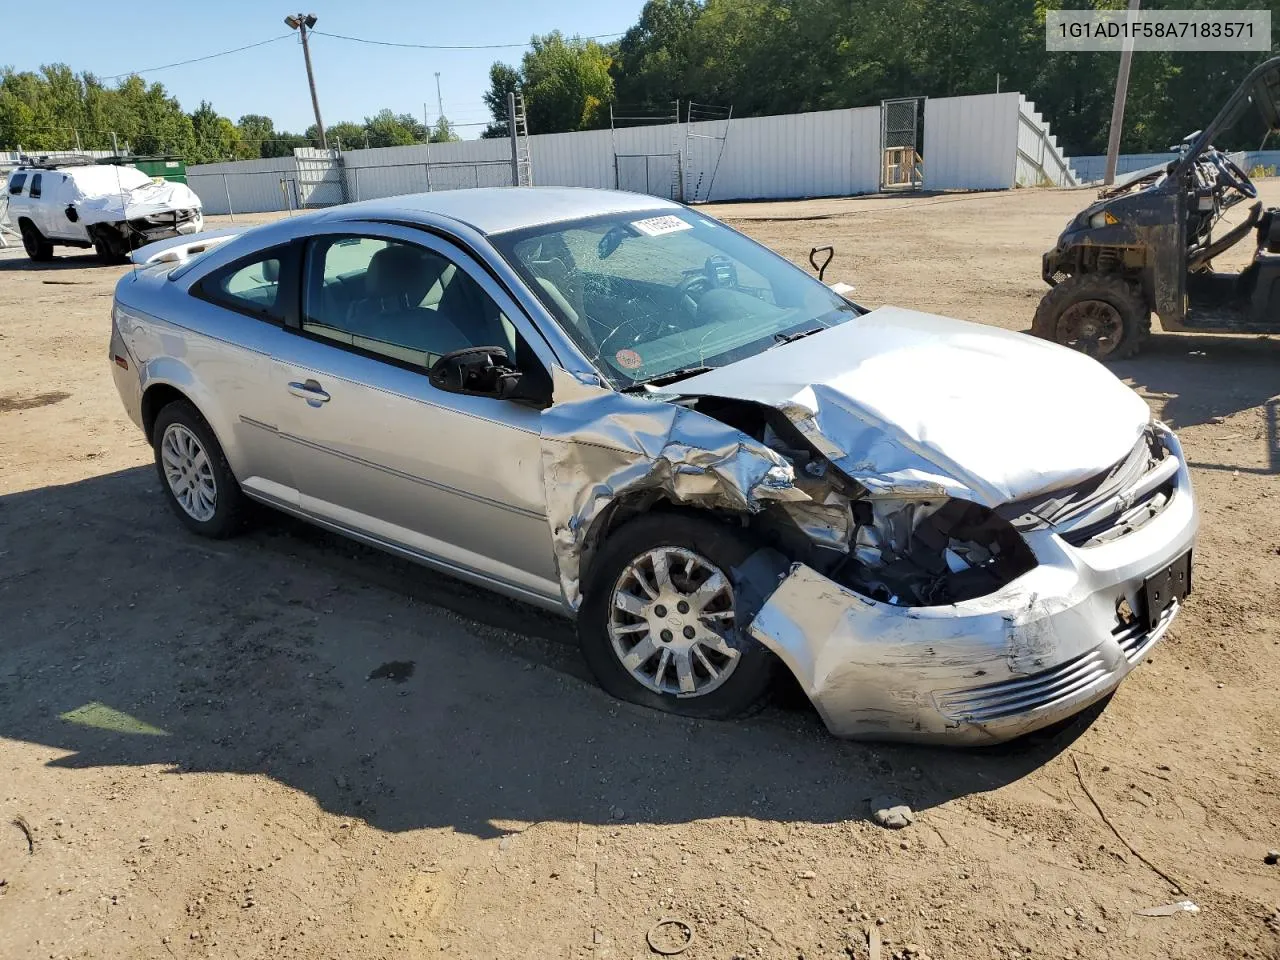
{"left": 880, "top": 98, "right": 924, "bottom": 189}
{"left": 293, "top": 147, "right": 348, "bottom": 208}
{"left": 615, "top": 153, "right": 682, "bottom": 200}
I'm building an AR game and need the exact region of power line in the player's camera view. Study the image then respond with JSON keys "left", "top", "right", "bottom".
{"left": 311, "top": 29, "right": 623, "bottom": 50}
{"left": 99, "top": 35, "right": 294, "bottom": 81}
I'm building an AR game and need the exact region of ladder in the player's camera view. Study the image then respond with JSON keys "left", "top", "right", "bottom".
{"left": 513, "top": 91, "right": 534, "bottom": 187}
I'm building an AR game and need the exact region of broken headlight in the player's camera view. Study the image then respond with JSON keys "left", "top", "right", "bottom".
{"left": 835, "top": 497, "right": 1037, "bottom": 607}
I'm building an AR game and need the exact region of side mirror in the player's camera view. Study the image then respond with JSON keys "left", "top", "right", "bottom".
{"left": 428, "top": 346, "right": 550, "bottom": 406}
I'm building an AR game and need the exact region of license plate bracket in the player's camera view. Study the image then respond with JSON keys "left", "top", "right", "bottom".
{"left": 1141, "top": 551, "right": 1192, "bottom": 630}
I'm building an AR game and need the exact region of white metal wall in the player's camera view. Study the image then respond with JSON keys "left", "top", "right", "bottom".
{"left": 924, "top": 93, "right": 1021, "bottom": 191}
{"left": 187, "top": 156, "right": 298, "bottom": 215}
{"left": 187, "top": 92, "right": 1064, "bottom": 214}
{"left": 1014, "top": 97, "right": 1076, "bottom": 187}
{"left": 344, "top": 138, "right": 514, "bottom": 201}
{"left": 687, "top": 107, "right": 882, "bottom": 201}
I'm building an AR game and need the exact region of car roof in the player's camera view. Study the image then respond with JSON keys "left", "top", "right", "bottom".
{"left": 316, "top": 187, "right": 682, "bottom": 236}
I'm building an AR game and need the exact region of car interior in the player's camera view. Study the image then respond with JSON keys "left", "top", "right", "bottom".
{"left": 302, "top": 238, "right": 526, "bottom": 374}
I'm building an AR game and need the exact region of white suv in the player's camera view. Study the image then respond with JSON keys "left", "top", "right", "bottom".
{"left": 4, "top": 159, "right": 203, "bottom": 264}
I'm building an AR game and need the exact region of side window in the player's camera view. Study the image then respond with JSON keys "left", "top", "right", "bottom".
{"left": 198, "top": 251, "right": 286, "bottom": 319}
{"left": 29, "top": 174, "right": 42, "bottom": 199}
{"left": 7, "top": 173, "right": 26, "bottom": 196}
{"left": 301, "top": 235, "right": 520, "bottom": 369}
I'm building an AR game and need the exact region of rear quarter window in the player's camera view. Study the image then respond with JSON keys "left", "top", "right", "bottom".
{"left": 7, "top": 173, "right": 26, "bottom": 195}
{"left": 192, "top": 245, "right": 295, "bottom": 322}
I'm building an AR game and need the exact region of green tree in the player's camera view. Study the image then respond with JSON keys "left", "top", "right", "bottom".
{"left": 189, "top": 100, "right": 245, "bottom": 162}
{"left": 363, "top": 108, "right": 427, "bottom": 147}
{"left": 484, "top": 32, "right": 615, "bottom": 135}
{"left": 481, "top": 63, "right": 522, "bottom": 138}
{"left": 236, "top": 113, "right": 303, "bottom": 158}
{"left": 430, "top": 117, "right": 460, "bottom": 143}
{"left": 307, "top": 120, "right": 364, "bottom": 149}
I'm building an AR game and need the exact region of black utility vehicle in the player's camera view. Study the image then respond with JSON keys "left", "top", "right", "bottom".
{"left": 1035, "top": 57, "right": 1280, "bottom": 359}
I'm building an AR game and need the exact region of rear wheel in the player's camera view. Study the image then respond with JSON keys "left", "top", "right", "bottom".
{"left": 19, "top": 220, "right": 53, "bottom": 261}
{"left": 578, "top": 513, "right": 776, "bottom": 720}
{"left": 1032, "top": 274, "right": 1150, "bottom": 361}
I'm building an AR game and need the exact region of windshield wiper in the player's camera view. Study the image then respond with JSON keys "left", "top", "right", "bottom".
{"left": 621, "top": 365, "right": 714, "bottom": 392}
{"left": 771, "top": 326, "right": 826, "bottom": 347}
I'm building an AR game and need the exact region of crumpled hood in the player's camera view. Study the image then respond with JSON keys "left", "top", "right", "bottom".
{"left": 76, "top": 180, "right": 202, "bottom": 226}
{"left": 674, "top": 306, "right": 1152, "bottom": 506}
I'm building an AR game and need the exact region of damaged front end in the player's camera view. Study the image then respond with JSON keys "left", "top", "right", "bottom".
{"left": 745, "top": 421, "right": 1197, "bottom": 744}
{"left": 541, "top": 348, "right": 1197, "bottom": 744}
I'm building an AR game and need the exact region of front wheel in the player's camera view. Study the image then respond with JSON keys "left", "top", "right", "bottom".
{"left": 1032, "top": 274, "right": 1151, "bottom": 361}
{"left": 152, "top": 400, "right": 247, "bottom": 538}
{"left": 91, "top": 226, "right": 131, "bottom": 265}
{"left": 578, "top": 513, "right": 776, "bottom": 720}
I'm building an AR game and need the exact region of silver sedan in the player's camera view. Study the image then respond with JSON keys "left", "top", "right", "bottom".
{"left": 110, "top": 188, "right": 1197, "bottom": 744}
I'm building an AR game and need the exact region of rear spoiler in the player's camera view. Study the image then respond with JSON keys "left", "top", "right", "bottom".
{"left": 130, "top": 228, "right": 242, "bottom": 265}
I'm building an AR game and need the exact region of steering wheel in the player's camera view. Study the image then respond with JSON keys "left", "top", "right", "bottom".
{"left": 677, "top": 256, "right": 741, "bottom": 317}
{"left": 677, "top": 272, "right": 713, "bottom": 315}
{"left": 1211, "top": 150, "right": 1257, "bottom": 198}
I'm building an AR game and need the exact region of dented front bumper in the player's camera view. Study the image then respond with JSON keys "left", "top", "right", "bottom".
{"left": 748, "top": 427, "right": 1198, "bottom": 744}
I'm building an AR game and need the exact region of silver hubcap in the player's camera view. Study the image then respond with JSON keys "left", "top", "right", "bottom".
{"left": 608, "top": 546, "right": 741, "bottom": 698}
{"left": 160, "top": 423, "right": 217, "bottom": 522}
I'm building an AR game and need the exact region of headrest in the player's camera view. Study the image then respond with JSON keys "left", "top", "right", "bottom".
{"left": 367, "top": 244, "right": 440, "bottom": 306}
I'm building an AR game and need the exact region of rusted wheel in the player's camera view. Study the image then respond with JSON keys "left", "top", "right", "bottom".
{"left": 1032, "top": 274, "right": 1150, "bottom": 361}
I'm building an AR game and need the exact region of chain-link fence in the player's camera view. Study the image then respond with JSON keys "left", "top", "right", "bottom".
{"left": 880, "top": 97, "right": 924, "bottom": 189}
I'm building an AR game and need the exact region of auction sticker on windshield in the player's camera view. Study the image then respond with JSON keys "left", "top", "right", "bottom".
{"left": 615, "top": 348, "right": 644, "bottom": 370}
{"left": 631, "top": 215, "right": 693, "bottom": 237}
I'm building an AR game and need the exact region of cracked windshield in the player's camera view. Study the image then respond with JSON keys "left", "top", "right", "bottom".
{"left": 494, "top": 209, "right": 857, "bottom": 388}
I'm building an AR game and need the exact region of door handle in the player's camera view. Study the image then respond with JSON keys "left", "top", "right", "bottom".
{"left": 287, "top": 379, "right": 330, "bottom": 403}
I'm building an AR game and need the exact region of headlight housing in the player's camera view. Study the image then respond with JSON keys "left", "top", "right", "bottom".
{"left": 835, "top": 497, "right": 1037, "bottom": 606}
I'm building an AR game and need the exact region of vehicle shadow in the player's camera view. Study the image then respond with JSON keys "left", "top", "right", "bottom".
{"left": 0, "top": 251, "right": 104, "bottom": 271}
{"left": 0, "top": 466, "right": 1093, "bottom": 839}
{"left": 1110, "top": 331, "right": 1280, "bottom": 474}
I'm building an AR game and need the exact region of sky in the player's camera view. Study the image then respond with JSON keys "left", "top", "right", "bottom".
{"left": 3, "top": 0, "right": 649, "bottom": 139}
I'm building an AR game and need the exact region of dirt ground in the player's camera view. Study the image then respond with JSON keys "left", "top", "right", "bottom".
{"left": 2, "top": 184, "right": 1279, "bottom": 960}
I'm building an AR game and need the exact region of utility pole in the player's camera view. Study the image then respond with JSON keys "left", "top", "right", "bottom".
{"left": 285, "top": 13, "right": 327, "bottom": 150}
{"left": 1104, "top": 0, "right": 1141, "bottom": 185}
{"left": 435, "top": 73, "right": 445, "bottom": 124}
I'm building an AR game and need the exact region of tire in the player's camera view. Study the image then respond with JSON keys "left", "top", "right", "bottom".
{"left": 19, "top": 220, "right": 54, "bottom": 261}
{"left": 1031, "top": 274, "right": 1151, "bottom": 361}
{"left": 151, "top": 399, "right": 247, "bottom": 538}
{"left": 91, "top": 227, "right": 130, "bottom": 265}
{"left": 578, "top": 512, "right": 776, "bottom": 720}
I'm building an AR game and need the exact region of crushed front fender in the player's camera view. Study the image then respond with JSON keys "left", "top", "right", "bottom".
{"left": 540, "top": 369, "right": 808, "bottom": 610}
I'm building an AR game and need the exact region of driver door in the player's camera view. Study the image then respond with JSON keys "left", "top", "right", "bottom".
{"left": 271, "top": 224, "right": 561, "bottom": 602}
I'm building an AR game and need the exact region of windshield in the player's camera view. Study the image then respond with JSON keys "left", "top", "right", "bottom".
{"left": 490, "top": 207, "right": 857, "bottom": 389}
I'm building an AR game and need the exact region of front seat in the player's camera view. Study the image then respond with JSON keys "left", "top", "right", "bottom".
{"left": 350, "top": 244, "right": 439, "bottom": 321}
{"left": 349, "top": 245, "right": 474, "bottom": 360}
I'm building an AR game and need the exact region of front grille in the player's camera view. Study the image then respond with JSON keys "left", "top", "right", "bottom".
{"left": 1038, "top": 427, "right": 1177, "bottom": 548}
{"left": 1060, "top": 477, "right": 1175, "bottom": 547}
{"left": 1112, "top": 599, "right": 1177, "bottom": 663}
{"left": 1002, "top": 427, "right": 1162, "bottom": 531}
{"left": 935, "top": 650, "right": 1111, "bottom": 723}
